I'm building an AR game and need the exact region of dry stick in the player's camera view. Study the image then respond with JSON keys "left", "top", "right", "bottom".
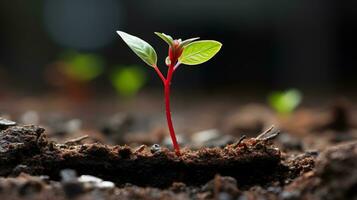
{"left": 256, "top": 125, "right": 275, "bottom": 139}
{"left": 256, "top": 125, "right": 281, "bottom": 141}
{"left": 261, "top": 131, "right": 280, "bottom": 141}
{"left": 233, "top": 135, "right": 247, "bottom": 148}
{"left": 64, "top": 135, "right": 89, "bottom": 145}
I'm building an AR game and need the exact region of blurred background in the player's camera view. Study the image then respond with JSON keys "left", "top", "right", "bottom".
{"left": 1, "top": 0, "right": 357, "bottom": 95}
{"left": 0, "top": 0, "right": 357, "bottom": 135}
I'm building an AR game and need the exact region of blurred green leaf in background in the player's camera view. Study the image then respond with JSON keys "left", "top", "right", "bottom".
{"left": 110, "top": 66, "right": 147, "bottom": 98}
{"left": 61, "top": 51, "right": 104, "bottom": 82}
{"left": 268, "top": 89, "right": 302, "bottom": 115}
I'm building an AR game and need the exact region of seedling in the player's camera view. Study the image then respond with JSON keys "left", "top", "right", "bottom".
{"left": 268, "top": 89, "right": 302, "bottom": 115}
{"left": 117, "top": 31, "right": 222, "bottom": 155}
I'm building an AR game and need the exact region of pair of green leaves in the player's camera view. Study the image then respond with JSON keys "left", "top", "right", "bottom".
{"left": 117, "top": 31, "right": 222, "bottom": 67}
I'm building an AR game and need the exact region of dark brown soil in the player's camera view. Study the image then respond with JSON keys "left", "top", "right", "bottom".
{"left": 0, "top": 124, "right": 320, "bottom": 199}
{"left": 0, "top": 97, "right": 357, "bottom": 199}
{"left": 1, "top": 125, "right": 290, "bottom": 188}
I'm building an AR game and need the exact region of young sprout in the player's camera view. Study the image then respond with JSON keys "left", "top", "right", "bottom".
{"left": 117, "top": 31, "right": 222, "bottom": 155}
{"left": 268, "top": 89, "right": 302, "bottom": 115}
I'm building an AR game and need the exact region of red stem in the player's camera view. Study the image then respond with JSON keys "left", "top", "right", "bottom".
{"left": 153, "top": 64, "right": 166, "bottom": 83}
{"left": 164, "top": 63, "right": 181, "bottom": 156}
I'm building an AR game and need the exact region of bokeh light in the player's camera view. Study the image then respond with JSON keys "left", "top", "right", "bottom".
{"left": 43, "top": 0, "right": 122, "bottom": 50}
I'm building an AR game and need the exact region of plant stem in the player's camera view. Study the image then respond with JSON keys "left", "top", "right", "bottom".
{"left": 153, "top": 64, "right": 166, "bottom": 83}
{"left": 164, "top": 63, "right": 181, "bottom": 156}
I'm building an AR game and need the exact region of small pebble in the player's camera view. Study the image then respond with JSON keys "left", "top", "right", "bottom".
{"left": 151, "top": 144, "right": 161, "bottom": 153}
{"left": 60, "top": 169, "right": 77, "bottom": 182}
{"left": 60, "top": 170, "right": 84, "bottom": 198}
{"left": 97, "top": 181, "right": 115, "bottom": 189}
{"left": 78, "top": 175, "right": 102, "bottom": 184}
{"left": 192, "top": 129, "right": 221, "bottom": 144}
{"left": 78, "top": 175, "right": 115, "bottom": 189}
{"left": 0, "top": 117, "right": 16, "bottom": 129}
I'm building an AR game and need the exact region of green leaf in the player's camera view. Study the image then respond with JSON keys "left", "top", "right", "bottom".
{"left": 117, "top": 31, "right": 157, "bottom": 67}
{"left": 154, "top": 32, "right": 174, "bottom": 46}
{"left": 179, "top": 40, "right": 222, "bottom": 65}
{"left": 268, "top": 89, "right": 302, "bottom": 114}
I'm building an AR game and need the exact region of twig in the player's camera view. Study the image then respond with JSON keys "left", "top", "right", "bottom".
{"left": 65, "top": 135, "right": 89, "bottom": 145}
{"left": 233, "top": 135, "right": 247, "bottom": 148}
{"left": 256, "top": 125, "right": 275, "bottom": 139}
{"left": 260, "top": 131, "right": 280, "bottom": 141}
{"left": 256, "top": 125, "right": 280, "bottom": 141}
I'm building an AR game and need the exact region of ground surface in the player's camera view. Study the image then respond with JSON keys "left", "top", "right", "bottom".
{"left": 0, "top": 95, "right": 357, "bottom": 199}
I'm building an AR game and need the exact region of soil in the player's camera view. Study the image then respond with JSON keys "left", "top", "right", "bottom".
{"left": 0, "top": 96, "right": 357, "bottom": 199}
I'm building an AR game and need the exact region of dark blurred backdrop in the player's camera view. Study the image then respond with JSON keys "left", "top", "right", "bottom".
{"left": 0, "top": 0, "right": 357, "bottom": 96}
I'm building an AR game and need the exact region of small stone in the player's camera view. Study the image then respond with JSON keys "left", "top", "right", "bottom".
{"left": 60, "top": 169, "right": 77, "bottom": 182}
{"left": 97, "top": 181, "right": 115, "bottom": 189}
{"left": 60, "top": 169, "right": 84, "bottom": 198}
{"left": 0, "top": 117, "right": 16, "bottom": 130}
{"left": 192, "top": 129, "right": 221, "bottom": 144}
{"left": 78, "top": 175, "right": 115, "bottom": 189}
{"left": 78, "top": 175, "right": 103, "bottom": 184}
{"left": 151, "top": 144, "right": 161, "bottom": 153}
